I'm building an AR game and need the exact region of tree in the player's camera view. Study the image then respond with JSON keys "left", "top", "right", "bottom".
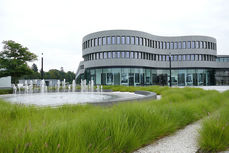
{"left": 0, "top": 40, "right": 37, "bottom": 83}
{"left": 31, "top": 63, "right": 38, "bottom": 72}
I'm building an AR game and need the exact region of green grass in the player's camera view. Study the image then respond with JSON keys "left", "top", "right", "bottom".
{"left": 0, "top": 88, "right": 13, "bottom": 95}
{"left": 0, "top": 86, "right": 225, "bottom": 153}
{"left": 198, "top": 90, "right": 229, "bottom": 153}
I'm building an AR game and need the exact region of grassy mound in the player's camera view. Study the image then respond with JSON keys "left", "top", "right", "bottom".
{"left": 198, "top": 90, "right": 229, "bottom": 153}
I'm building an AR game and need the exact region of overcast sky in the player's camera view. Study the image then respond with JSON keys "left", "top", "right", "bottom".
{"left": 0, "top": 0, "right": 229, "bottom": 72}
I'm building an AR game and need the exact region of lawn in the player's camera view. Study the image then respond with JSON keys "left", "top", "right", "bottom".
{"left": 0, "top": 86, "right": 227, "bottom": 153}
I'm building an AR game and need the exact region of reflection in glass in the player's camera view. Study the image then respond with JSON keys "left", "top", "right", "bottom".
{"left": 121, "top": 36, "right": 125, "bottom": 44}
{"left": 117, "top": 36, "right": 121, "bottom": 44}
{"left": 126, "top": 36, "right": 130, "bottom": 44}
{"left": 131, "top": 36, "right": 135, "bottom": 45}
{"left": 99, "top": 37, "right": 102, "bottom": 46}
{"left": 136, "top": 37, "right": 139, "bottom": 45}
{"left": 112, "top": 52, "right": 116, "bottom": 58}
{"left": 102, "top": 37, "right": 106, "bottom": 45}
{"left": 107, "top": 36, "right": 111, "bottom": 45}
{"left": 112, "top": 36, "right": 115, "bottom": 44}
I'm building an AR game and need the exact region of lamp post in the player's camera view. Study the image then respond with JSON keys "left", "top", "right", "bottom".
{"left": 169, "top": 53, "right": 172, "bottom": 87}
{"left": 41, "top": 53, "right": 44, "bottom": 80}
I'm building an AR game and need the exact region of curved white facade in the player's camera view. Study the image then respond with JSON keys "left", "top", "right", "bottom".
{"left": 76, "top": 30, "right": 229, "bottom": 86}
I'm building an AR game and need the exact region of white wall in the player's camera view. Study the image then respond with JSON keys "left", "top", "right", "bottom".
{"left": 0, "top": 76, "right": 11, "bottom": 88}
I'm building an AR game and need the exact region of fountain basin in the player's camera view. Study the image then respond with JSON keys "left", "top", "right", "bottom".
{"left": 0, "top": 92, "right": 154, "bottom": 107}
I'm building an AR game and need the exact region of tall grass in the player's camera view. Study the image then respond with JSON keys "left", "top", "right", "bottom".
{"left": 198, "top": 90, "right": 229, "bottom": 152}
{"left": 0, "top": 86, "right": 224, "bottom": 153}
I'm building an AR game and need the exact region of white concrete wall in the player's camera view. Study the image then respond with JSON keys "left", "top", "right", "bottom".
{"left": 0, "top": 76, "right": 11, "bottom": 88}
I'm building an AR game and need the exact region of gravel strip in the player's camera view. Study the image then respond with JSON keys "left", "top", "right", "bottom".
{"left": 134, "top": 121, "right": 201, "bottom": 153}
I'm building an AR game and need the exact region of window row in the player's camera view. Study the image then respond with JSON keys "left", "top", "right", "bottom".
{"left": 83, "top": 51, "right": 216, "bottom": 62}
{"left": 83, "top": 36, "right": 217, "bottom": 50}
{"left": 216, "top": 57, "right": 229, "bottom": 62}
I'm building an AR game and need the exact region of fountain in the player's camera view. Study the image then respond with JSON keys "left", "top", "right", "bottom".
{"left": 12, "top": 84, "right": 17, "bottom": 94}
{"left": 40, "top": 79, "right": 45, "bottom": 93}
{"left": 57, "top": 80, "right": 60, "bottom": 92}
{"left": 62, "top": 79, "right": 66, "bottom": 92}
{"left": 1, "top": 79, "right": 148, "bottom": 107}
{"left": 72, "top": 80, "right": 76, "bottom": 92}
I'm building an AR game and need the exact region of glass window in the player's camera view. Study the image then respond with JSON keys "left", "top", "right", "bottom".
{"left": 100, "top": 52, "right": 103, "bottom": 59}
{"left": 139, "top": 37, "right": 143, "bottom": 45}
{"left": 174, "top": 42, "right": 177, "bottom": 49}
{"left": 187, "top": 41, "right": 191, "bottom": 49}
{"left": 152, "top": 40, "right": 155, "bottom": 48}
{"left": 203, "top": 41, "right": 206, "bottom": 49}
{"left": 112, "top": 36, "right": 115, "bottom": 44}
{"left": 170, "top": 42, "right": 174, "bottom": 49}
{"left": 104, "top": 52, "right": 107, "bottom": 59}
{"left": 117, "top": 36, "right": 121, "bottom": 44}
{"left": 88, "top": 40, "right": 90, "bottom": 48}
{"left": 200, "top": 41, "right": 203, "bottom": 48}
{"left": 131, "top": 36, "right": 135, "bottom": 45}
{"left": 91, "top": 39, "right": 93, "bottom": 47}
{"left": 126, "top": 52, "right": 130, "bottom": 58}
{"left": 166, "top": 55, "right": 169, "bottom": 61}
{"left": 167, "top": 42, "right": 170, "bottom": 49}
{"left": 178, "top": 55, "right": 182, "bottom": 61}
{"left": 195, "top": 55, "right": 199, "bottom": 61}
{"left": 174, "top": 55, "right": 177, "bottom": 61}
{"left": 108, "top": 52, "right": 111, "bottom": 58}
{"left": 144, "top": 38, "right": 146, "bottom": 46}
{"left": 191, "top": 55, "right": 195, "bottom": 61}
{"left": 192, "top": 41, "right": 195, "bottom": 48}
{"left": 117, "top": 52, "right": 120, "bottom": 58}
{"left": 155, "top": 55, "right": 158, "bottom": 60}
{"left": 126, "top": 36, "right": 130, "bottom": 44}
{"left": 130, "top": 52, "right": 134, "bottom": 58}
{"left": 183, "top": 55, "right": 186, "bottom": 61}
{"left": 196, "top": 41, "right": 199, "bottom": 48}
{"left": 102, "top": 37, "right": 106, "bottom": 45}
{"left": 171, "top": 55, "right": 174, "bottom": 61}
{"left": 107, "top": 36, "right": 111, "bottom": 45}
{"left": 134, "top": 52, "right": 138, "bottom": 59}
{"left": 112, "top": 52, "right": 116, "bottom": 58}
{"left": 142, "top": 52, "right": 145, "bottom": 59}
{"left": 121, "top": 51, "right": 125, "bottom": 58}
{"left": 96, "top": 53, "right": 99, "bottom": 59}
{"left": 139, "top": 52, "right": 142, "bottom": 59}
{"left": 208, "top": 42, "right": 210, "bottom": 49}
{"left": 199, "top": 55, "right": 202, "bottom": 61}
{"left": 182, "top": 41, "right": 186, "bottom": 49}
{"left": 94, "top": 38, "right": 98, "bottom": 46}
{"left": 135, "top": 37, "right": 139, "bottom": 45}
{"left": 107, "top": 73, "right": 113, "bottom": 84}
{"left": 186, "top": 55, "right": 190, "bottom": 61}
{"left": 121, "top": 36, "right": 125, "bottom": 44}
{"left": 178, "top": 41, "right": 182, "bottom": 49}
{"left": 159, "top": 55, "right": 162, "bottom": 61}
{"left": 149, "top": 40, "right": 152, "bottom": 47}
{"left": 160, "top": 42, "right": 163, "bottom": 49}
{"left": 157, "top": 41, "right": 160, "bottom": 49}
{"left": 163, "top": 42, "right": 166, "bottom": 49}
{"left": 98, "top": 37, "right": 102, "bottom": 46}
{"left": 162, "top": 55, "right": 166, "bottom": 61}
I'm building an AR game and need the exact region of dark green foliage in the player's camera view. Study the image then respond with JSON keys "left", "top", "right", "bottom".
{"left": 0, "top": 88, "right": 13, "bottom": 94}
{"left": 0, "top": 40, "right": 37, "bottom": 83}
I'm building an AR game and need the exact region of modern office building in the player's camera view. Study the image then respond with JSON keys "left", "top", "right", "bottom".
{"left": 76, "top": 30, "right": 229, "bottom": 86}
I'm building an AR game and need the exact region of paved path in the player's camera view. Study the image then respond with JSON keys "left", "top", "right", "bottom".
{"left": 134, "top": 121, "right": 201, "bottom": 153}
